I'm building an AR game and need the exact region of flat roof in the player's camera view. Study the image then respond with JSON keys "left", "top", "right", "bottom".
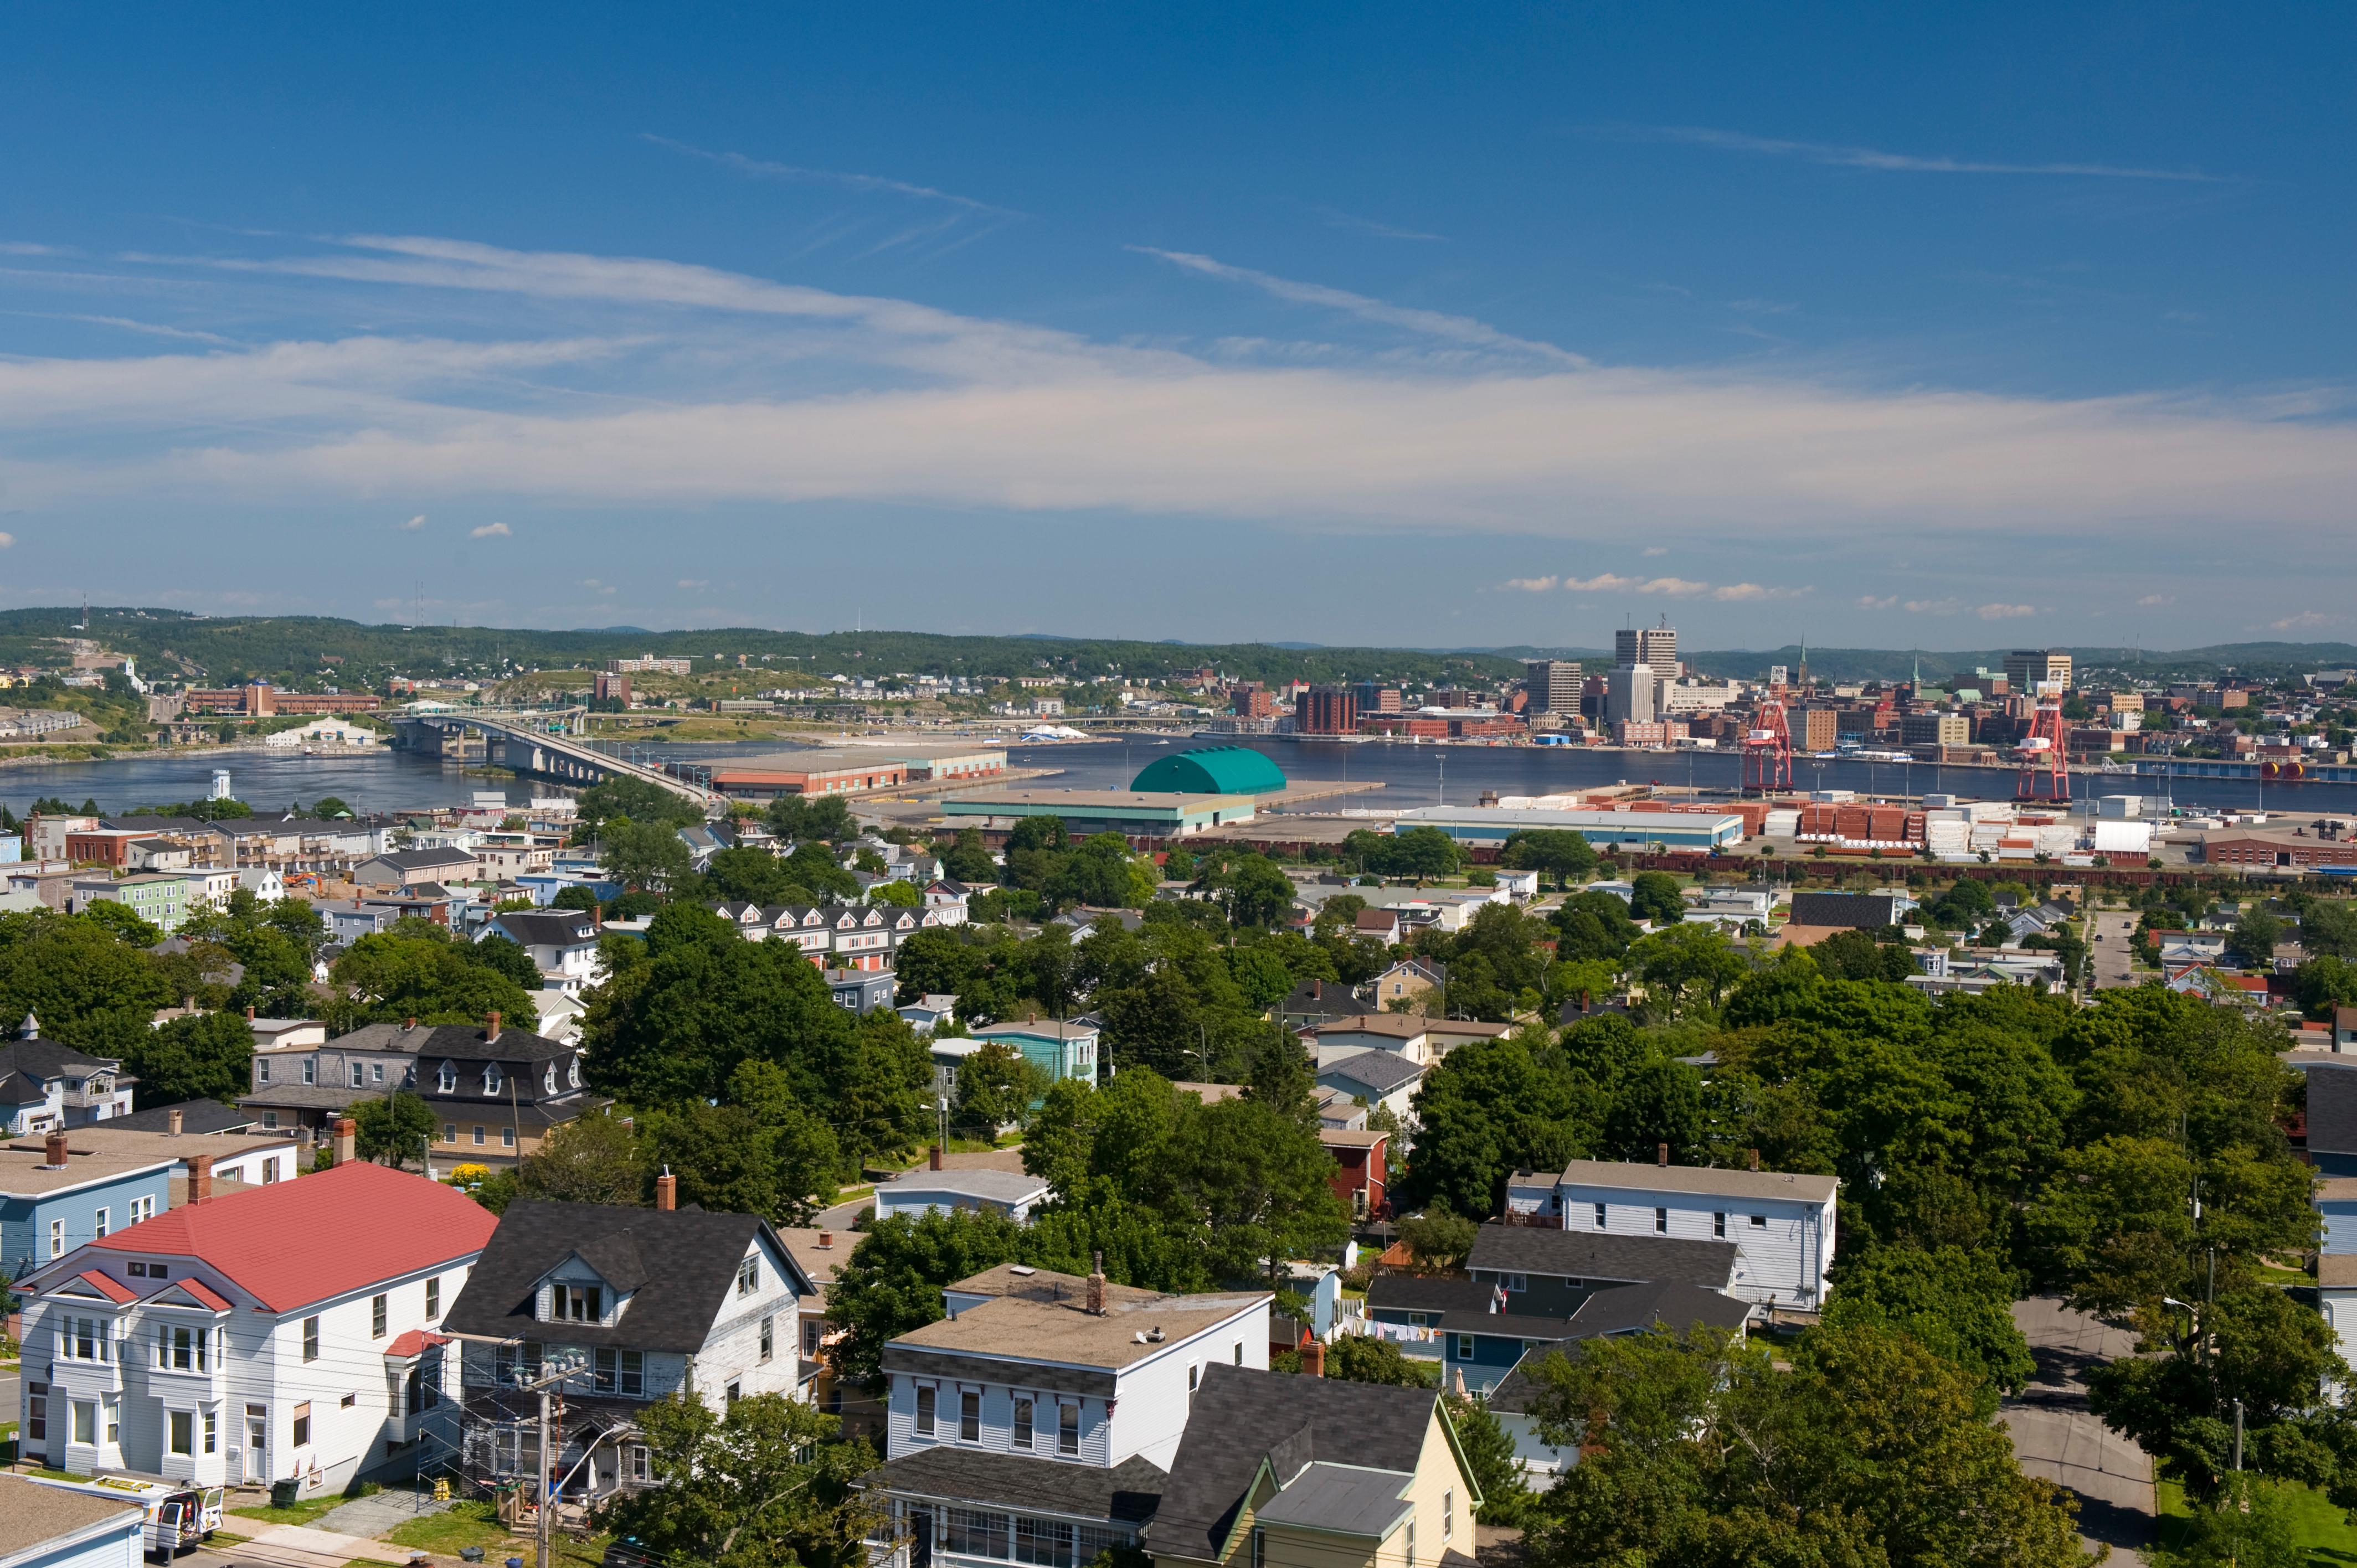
{"left": 878, "top": 1168, "right": 1052, "bottom": 1204}
{"left": 0, "top": 1138, "right": 178, "bottom": 1198}
{"left": 1553, "top": 1158, "right": 1838, "bottom": 1203}
{"left": 0, "top": 1474, "right": 141, "bottom": 1560}
{"left": 1394, "top": 806, "right": 1745, "bottom": 831}
{"left": 893, "top": 1277, "right": 1268, "bottom": 1370}
{"left": 944, "top": 790, "right": 1252, "bottom": 816}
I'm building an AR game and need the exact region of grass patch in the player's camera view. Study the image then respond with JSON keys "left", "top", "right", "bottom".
{"left": 2157, "top": 1477, "right": 2357, "bottom": 1566}
{"left": 229, "top": 1495, "right": 344, "bottom": 1528}
{"left": 380, "top": 1499, "right": 518, "bottom": 1557}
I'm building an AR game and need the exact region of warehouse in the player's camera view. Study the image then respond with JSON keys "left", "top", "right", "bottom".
{"left": 941, "top": 788, "right": 1256, "bottom": 840}
{"left": 1390, "top": 805, "right": 1746, "bottom": 851}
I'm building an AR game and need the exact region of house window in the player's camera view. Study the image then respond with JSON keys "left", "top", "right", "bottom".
{"left": 1234, "top": 1342, "right": 1244, "bottom": 1365}
{"left": 74, "top": 1400, "right": 96, "bottom": 1445}
{"left": 303, "top": 1316, "right": 320, "bottom": 1361}
{"left": 1406, "top": 1520, "right": 1417, "bottom": 1568}
{"left": 134, "top": 1196, "right": 156, "bottom": 1224}
{"left": 1188, "top": 1364, "right": 1200, "bottom": 1401}
{"left": 1407, "top": 1312, "right": 1428, "bottom": 1328}
{"left": 130, "top": 1261, "right": 147, "bottom": 1277}
{"left": 947, "top": 1509, "right": 1010, "bottom": 1559}
{"left": 569, "top": 1058, "right": 582, "bottom": 1089}
{"left": 426, "top": 1276, "right": 441, "bottom": 1319}
{"left": 342, "top": 1392, "right": 357, "bottom": 1408}
{"left": 292, "top": 1402, "right": 312, "bottom": 1447}
{"left": 263, "top": 1111, "right": 279, "bottom": 1129}
{"left": 1252, "top": 1530, "right": 1266, "bottom": 1568}
{"left": 444, "top": 1124, "right": 457, "bottom": 1143}
{"left": 302, "top": 1059, "right": 316, "bottom": 1086}
{"left": 1505, "top": 1273, "right": 1528, "bottom": 1292}
{"left": 27, "top": 1382, "right": 45, "bottom": 1442}
{"left": 483, "top": 1066, "right": 501, "bottom": 1096}
{"left": 725, "top": 1380, "right": 742, "bottom": 1405}
{"left": 1013, "top": 1397, "right": 1033, "bottom": 1449}
{"left": 915, "top": 1386, "right": 936, "bottom": 1436}
{"left": 258, "top": 1059, "right": 271, "bottom": 1084}
{"left": 262, "top": 1160, "right": 277, "bottom": 1184}
{"left": 960, "top": 1389, "right": 981, "bottom": 1442}
{"left": 626, "top": 1445, "right": 650, "bottom": 1483}
{"left": 1655, "top": 1208, "right": 1669, "bottom": 1235}
{"left": 70, "top": 1317, "right": 99, "bottom": 1360}
{"left": 1713, "top": 1212, "right": 1727, "bottom": 1239}
{"left": 594, "top": 1348, "right": 645, "bottom": 1396}
{"left": 373, "top": 1294, "right": 390, "bottom": 1337}
{"left": 439, "top": 1063, "right": 456, "bottom": 1093}
{"left": 94, "top": 1207, "right": 109, "bottom": 1239}
{"left": 1751, "top": 1214, "right": 1768, "bottom": 1228}
{"left": 1454, "top": 1334, "right": 1474, "bottom": 1360}
{"left": 1593, "top": 1203, "right": 1607, "bottom": 1230}
{"left": 760, "top": 1315, "right": 774, "bottom": 1363}
{"left": 351, "top": 1062, "right": 365, "bottom": 1088}
{"left": 372, "top": 1062, "right": 385, "bottom": 1084}
{"left": 49, "top": 1218, "right": 63, "bottom": 1258}
{"left": 555, "top": 1285, "right": 603, "bottom": 1323}
{"left": 544, "top": 1065, "right": 557, "bottom": 1094}
{"left": 1058, "top": 1402, "right": 1080, "bottom": 1456}
{"left": 204, "top": 1411, "right": 217, "bottom": 1453}
{"left": 1443, "top": 1492, "right": 1455, "bottom": 1541}
{"left": 738, "top": 1257, "right": 761, "bottom": 1296}
{"left": 472, "top": 1126, "right": 486, "bottom": 1146}
{"left": 1015, "top": 1519, "right": 1074, "bottom": 1567}
{"left": 171, "top": 1410, "right": 195, "bottom": 1455}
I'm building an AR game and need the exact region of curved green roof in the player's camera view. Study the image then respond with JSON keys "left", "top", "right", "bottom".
{"left": 1129, "top": 746, "right": 1289, "bottom": 796}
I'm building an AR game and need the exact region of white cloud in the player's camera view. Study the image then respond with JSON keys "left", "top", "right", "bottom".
{"left": 1, "top": 233, "right": 2352, "bottom": 560}
{"left": 1605, "top": 125, "right": 2225, "bottom": 182}
{"left": 1313, "top": 207, "right": 1445, "bottom": 243}
{"left": 1711, "top": 582, "right": 1810, "bottom": 602}
{"left": 1905, "top": 599, "right": 1960, "bottom": 615}
{"left": 643, "top": 136, "right": 1021, "bottom": 217}
{"left": 2136, "top": 593, "right": 2175, "bottom": 606}
{"left": 2271, "top": 611, "right": 2337, "bottom": 631}
{"left": 0, "top": 532, "right": 14, "bottom": 548}
{"left": 399, "top": 513, "right": 426, "bottom": 530}
{"left": 1858, "top": 595, "right": 1897, "bottom": 610}
{"left": 1977, "top": 602, "right": 2037, "bottom": 620}
{"left": 1641, "top": 545, "right": 1669, "bottom": 556}
{"left": 1501, "top": 575, "right": 1558, "bottom": 591}
{"left": 470, "top": 522, "right": 511, "bottom": 539}
{"left": 677, "top": 579, "right": 709, "bottom": 590}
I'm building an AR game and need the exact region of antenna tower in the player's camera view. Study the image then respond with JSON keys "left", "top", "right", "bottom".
{"left": 2015, "top": 681, "right": 2071, "bottom": 802}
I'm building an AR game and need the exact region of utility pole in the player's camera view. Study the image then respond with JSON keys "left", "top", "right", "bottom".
{"left": 516, "top": 1351, "right": 584, "bottom": 1568}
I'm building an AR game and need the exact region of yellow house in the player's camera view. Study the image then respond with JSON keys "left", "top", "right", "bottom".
{"left": 1146, "top": 1365, "right": 1483, "bottom": 1568}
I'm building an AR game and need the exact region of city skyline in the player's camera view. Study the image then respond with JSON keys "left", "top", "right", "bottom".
{"left": 1, "top": 6, "right": 2351, "bottom": 643}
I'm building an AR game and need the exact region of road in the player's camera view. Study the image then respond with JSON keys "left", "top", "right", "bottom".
{"left": 2002, "top": 1298, "right": 2154, "bottom": 1560}
{"left": 2088, "top": 909, "right": 2139, "bottom": 991}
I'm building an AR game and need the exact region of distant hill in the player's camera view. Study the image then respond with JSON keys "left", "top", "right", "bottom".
{"left": 0, "top": 607, "right": 2346, "bottom": 691}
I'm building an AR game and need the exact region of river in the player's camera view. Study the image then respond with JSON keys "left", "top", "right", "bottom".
{"left": 0, "top": 749, "right": 510, "bottom": 818}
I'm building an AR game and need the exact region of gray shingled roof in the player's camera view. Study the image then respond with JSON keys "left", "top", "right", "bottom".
{"left": 1465, "top": 1223, "right": 1738, "bottom": 1290}
{"left": 2310, "top": 1062, "right": 2357, "bottom": 1157}
{"left": 1145, "top": 1365, "right": 1444, "bottom": 1562}
{"left": 1562, "top": 1280, "right": 1752, "bottom": 1338}
{"left": 1318, "top": 1049, "right": 1424, "bottom": 1097}
{"left": 1365, "top": 1276, "right": 1491, "bottom": 1315}
{"left": 1251, "top": 1463, "right": 1414, "bottom": 1539}
{"left": 862, "top": 1448, "right": 1166, "bottom": 1525}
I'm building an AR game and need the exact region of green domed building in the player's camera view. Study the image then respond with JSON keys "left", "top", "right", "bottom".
{"left": 1129, "top": 745, "right": 1289, "bottom": 796}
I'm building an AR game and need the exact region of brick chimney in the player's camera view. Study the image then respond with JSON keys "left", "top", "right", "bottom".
{"left": 1301, "top": 1339, "right": 1325, "bottom": 1378}
{"left": 656, "top": 1168, "right": 677, "bottom": 1211}
{"left": 187, "top": 1152, "right": 213, "bottom": 1204}
{"left": 930, "top": 1142, "right": 944, "bottom": 1171}
{"left": 245, "top": 1004, "right": 255, "bottom": 1021}
{"left": 1748, "top": 1147, "right": 1761, "bottom": 1172}
{"left": 404, "top": 1016, "right": 417, "bottom": 1031}
{"left": 1657, "top": 1142, "right": 1669, "bottom": 1167}
{"left": 1085, "top": 1251, "right": 1106, "bottom": 1316}
{"left": 1310, "top": 979, "right": 1321, "bottom": 1000}
{"left": 167, "top": 1108, "right": 184, "bottom": 1137}
{"left": 485, "top": 1011, "right": 501, "bottom": 1044}
{"left": 43, "top": 1130, "right": 69, "bottom": 1169}
{"left": 331, "top": 1117, "right": 357, "bottom": 1167}
{"left": 818, "top": 1230, "right": 833, "bottom": 1250}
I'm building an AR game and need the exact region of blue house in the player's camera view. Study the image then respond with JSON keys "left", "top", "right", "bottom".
{"left": 967, "top": 1019, "right": 1100, "bottom": 1086}
{"left": 0, "top": 1472, "right": 146, "bottom": 1568}
{"left": 0, "top": 1015, "right": 136, "bottom": 1134}
{"left": 1, "top": 1131, "right": 176, "bottom": 1281}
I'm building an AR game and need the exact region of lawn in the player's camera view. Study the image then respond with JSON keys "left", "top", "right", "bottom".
{"left": 2157, "top": 1478, "right": 2357, "bottom": 1566}
{"left": 229, "top": 1494, "right": 346, "bottom": 1528}
{"left": 381, "top": 1499, "right": 519, "bottom": 1559}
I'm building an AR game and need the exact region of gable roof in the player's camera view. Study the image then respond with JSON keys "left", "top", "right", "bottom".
{"left": 1562, "top": 1279, "right": 1752, "bottom": 1338}
{"left": 339, "top": 1019, "right": 573, "bottom": 1064}
{"left": 1551, "top": 1158, "right": 1838, "bottom": 1204}
{"left": 369, "top": 847, "right": 480, "bottom": 871}
{"left": 103, "top": 1098, "right": 260, "bottom": 1135}
{"left": 1146, "top": 1365, "right": 1459, "bottom": 1562}
{"left": 482, "top": 912, "right": 600, "bottom": 947}
{"left": 1316, "top": 1049, "right": 1425, "bottom": 1096}
{"left": 863, "top": 1447, "right": 1166, "bottom": 1527}
{"left": 440, "top": 1200, "right": 811, "bottom": 1354}
{"left": 1465, "top": 1223, "right": 1739, "bottom": 1290}
{"left": 83, "top": 1161, "right": 495, "bottom": 1312}
{"left": 1366, "top": 1276, "right": 1493, "bottom": 1315}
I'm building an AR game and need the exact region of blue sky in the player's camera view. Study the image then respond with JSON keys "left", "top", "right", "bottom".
{"left": 2, "top": 4, "right": 2352, "bottom": 648}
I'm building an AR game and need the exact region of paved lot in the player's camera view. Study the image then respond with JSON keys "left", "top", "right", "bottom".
{"left": 2088, "top": 910, "right": 2140, "bottom": 990}
{"left": 311, "top": 1486, "right": 450, "bottom": 1538}
{"left": 2003, "top": 1297, "right": 2154, "bottom": 1559}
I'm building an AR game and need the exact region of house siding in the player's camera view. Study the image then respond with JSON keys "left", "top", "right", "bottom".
{"left": 2, "top": 1167, "right": 175, "bottom": 1280}
{"left": 1550, "top": 1184, "right": 1833, "bottom": 1309}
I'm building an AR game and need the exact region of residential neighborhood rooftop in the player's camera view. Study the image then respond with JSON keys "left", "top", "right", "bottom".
{"left": 1550, "top": 1158, "right": 1840, "bottom": 1203}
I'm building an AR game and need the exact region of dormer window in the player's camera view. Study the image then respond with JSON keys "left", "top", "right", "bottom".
{"left": 544, "top": 1064, "right": 557, "bottom": 1095}
{"left": 553, "top": 1284, "right": 603, "bottom": 1322}
{"left": 438, "top": 1062, "right": 456, "bottom": 1094}
{"left": 484, "top": 1065, "right": 502, "bottom": 1096}
{"left": 568, "top": 1058, "right": 581, "bottom": 1089}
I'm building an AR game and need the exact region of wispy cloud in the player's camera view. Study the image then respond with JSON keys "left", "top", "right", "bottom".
{"left": 1601, "top": 125, "right": 2225, "bottom": 183}
{"left": 643, "top": 136, "right": 1022, "bottom": 217}
{"left": 1857, "top": 595, "right": 1898, "bottom": 610}
{"left": 677, "top": 579, "right": 709, "bottom": 590}
{"left": 2136, "top": 593, "right": 2175, "bottom": 606}
{"left": 0, "top": 532, "right": 15, "bottom": 549}
{"left": 6, "top": 311, "right": 236, "bottom": 345}
{"left": 470, "top": 522, "right": 511, "bottom": 539}
{"left": 1501, "top": 575, "right": 1557, "bottom": 591}
{"left": 1977, "top": 603, "right": 2037, "bottom": 620}
{"left": 1641, "top": 546, "right": 1669, "bottom": 557}
{"left": 1131, "top": 247, "right": 1585, "bottom": 365}
{"left": 1906, "top": 599, "right": 1960, "bottom": 615}
{"left": 0, "top": 241, "right": 63, "bottom": 256}
{"left": 1313, "top": 207, "right": 1445, "bottom": 243}
{"left": 2271, "top": 611, "right": 2337, "bottom": 631}
{"left": 1542, "top": 572, "right": 1807, "bottom": 602}
{"left": 1726, "top": 298, "right": 1797, "bottom": 315}
{"left": 399, "top": 514, "right": 426, "bottom": 530}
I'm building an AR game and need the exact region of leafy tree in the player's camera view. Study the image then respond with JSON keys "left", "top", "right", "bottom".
{"left": 79, "top": 899, "right": 163, "bottom": 948}
{"left": 1200, "top": 849, "right": 1294, "bottom": 928}
{"left": 595, "top": 1391, "right": 878, "bottom": 1568}
{"left": 1168, "top": 1096, "right": 1351, "bottom": 1284}
{"left": 1524, "top": 1321, "right": 2093, "bottom": 1568}
{"left": 1821, "top": 1245, "right": 2035, "bottom": 1404}
{"left": 1400, "top": 1035, "right": 1580, "bottom": 1216}
{"left": 1006, "top": 815, "right": 1068, "bottom": 854}
{"left": 938, "top": 828, "right": 997, "bottom": 884}
{"left": 119, "top": 1010, "right": 253, "bottom": 1108}
{"left": 577, "top": 776, "right": 705, "bottom": 833}
{"left": 707, "top": 847, "right": 799, "bottom": 906}
{"left": 352, "top": 1090, "right": 438, "bottom": 1169}
{"left": 1627, "top": 923, "right": 1746, "bottom": 1017}
{"left": 1497, "top": 828, "right": 1598, "bottom": 889}
{"left": 0, "top": 911, "right": 174, "bottom": 1061}
{"left": 871, "top": 879, "right": 922, "bottom": 907}
{"left": 1550, "top": 890, "right": 1639, "bottom": 965}
{"left": 553, "top": 884, "right": 603, "bottom": 913}
{"left": 1394, "top": 1205, "right": 1478, "bottom": 1272}
{"left": 1316, "top": 1334, "right": 1432, "bottom": 1387}
{"left": 1240, "top": 1027, "right": 1319, "bottom": 1126}
{"left": 2299, "top": 899, "right": 2357, "bottom": 960}
{"left": 953, "top": 1041, "right": 1049, "bottom": 1134}
{"left": 329, "top": 923, "right": 538, "bottom": 1030}
{"left": 1447, "top": 1393, "right": 1534, "bottom": 1525}
{"left": 2293, "top": 955, "right": 2357, "bottom": 1015}
{"left": 1627, "top": 870, "right": 1686, "bottom": 926}
{"left": 604, "top": 818, "right": 697, "bottom": 894}
{"left": 469, "top": 933, "right": 543, "bottom": 991}
{"left": 766, "top": 793, "right": 858, "bottom": 845}
{"left": 784, "top": 842, "right": 861, "bottom": 902}
{"left": 1811, "top": 927, "right": 1918, "bottom": 983}
{"left": 642, "top": 1075, "right": 843, "bottom": 1229}
{"left": 829, "top": 1209, "right": 1032, "bottom": 1385}
{"left": 2234, "top": 906, "right": 2283, "bottom": 964}
{"left": 516, "top": 1109, "right": 646, "bottom": 1206}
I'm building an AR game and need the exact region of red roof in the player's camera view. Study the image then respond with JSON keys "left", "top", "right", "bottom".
{"left": 385, "top": 1328, "right": 450, "bottom": 1358}
{"left": 90, "top": 1162, "right": 496, "bottom": 1313}
{"left": 157, "top": 1277, "right": 233, "bottom": 1312}
{"left": 75, "top": 1269, "right": 136, "bottom": 1304}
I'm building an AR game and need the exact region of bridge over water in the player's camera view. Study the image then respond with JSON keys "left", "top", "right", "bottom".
{"left": 392, "top": 707, "right": 721, "bottom": 808}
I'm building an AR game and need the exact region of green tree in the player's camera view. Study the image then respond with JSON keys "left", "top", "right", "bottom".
{"left": 516, "top": 1109, "right": 647, "bottom": 1206}
{"left": 1627, "top": 870, "right": 1686, "bottom": 926}
{"left": 1497, "top": 828, "right": 1598, "bottom": 889}
{"left": 828, "top": 1208, "right": 1032, "bottom": 1385}
{"left": 871, "top": 879, "right": 921, "bottom": 907}
{"left": 595, "top": 1391, "right": 878, "bottom": 1568}
{"left": 330, "top": 924, "right": 539, "bottom": 1030}
{"left": 767, "top": 793, "right": 858, "bottom": 844}
{"left": 707, "top": 847, "right": 799, "bottom": 906}
{"left": 938, "top": 828, "right": 997, "bottom": 884}
{"left": 79, "top": 899, "right": 163, "bottom": 948}
{"left": 1821, "top": 1245, "right": 2036, "bottom": 1402}
{"left": 352, "top": 1090, "right": 438, "bottom": 1169}
{"left": 1627, "top": 923, "right": 1747, "bottom": 1017}
{"left": 1447, "top": 1393, "right": 1534, "bottom": 1525}
{"left": 640, "top": 1062, "right": 843, "bottom": 1225}
{"left": 553, "top": 884, "right": 603, "bottom": 913}
{"left": 1394, "top": 1205, "right": 1478, "bottom": 1272}
{"left": 2234, "top": 906, "right": 2283, "bottom": 964}
{"left": 0, "top": 910, "right": 174, "bottom": 1062}
{"left": 1167, "top": 1096, "right": 1351, "bottom": 1284}
{"left": 953, "top": 1041, "right": 1049, "bottom": 1135}
{"left": 1550, "top": 890, "right": 1639, "bottom": 965}
{"left": 2299, "top": 899, "right": 2357, "bottom": 960}
{"left": 605, "top": 818, "right": 698, "bottom": 895}
{"left": 1318, "top": 1334, "right": 1433, "bottom": 1387}
{"left": 577, "top": 776, "right": 705, "bottom": 834}
{"left": 1401, "top": 1035, "right": 1580, "bottom": 1216}
{"left": 118, "top": 1010, "right": 253, "bottom": 1108}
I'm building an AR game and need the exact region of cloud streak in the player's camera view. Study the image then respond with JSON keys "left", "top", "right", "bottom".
{"left": 1313, "top": 207, "right": 1445, "bottom": 242}
{"left": 1603, "top": 125, "right": 2225, "bottom": 182}
{"left": 642, "top": 135, "right": 1023, "bottom": 217}
{"left": 470, "top": 522, "right": 511, "bottom": 538}
{"left": 1521, "top": 573, "right": 1808, "bottom": 602}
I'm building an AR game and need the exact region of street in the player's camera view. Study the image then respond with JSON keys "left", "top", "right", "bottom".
{"left": 2002, "top": 1298, "right": 2154, "bottom": 1560}
{"left": 2088, "top": 909, "right": 2139, "bottom": 991}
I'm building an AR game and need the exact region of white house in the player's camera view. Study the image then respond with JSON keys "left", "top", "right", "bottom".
{"left": 235, "top": 867, "right": 286, "bottom": 902}
{"left": 439, "top": 1180, "right": 814, "bottom": 1501}
{"left": 862, "top": 1262, "right": 1269, "bottom": 1566}
{"left": 16, "top": 1160, "right": 496, "bottom": 1493}
{"left": 474, "top": 910, "right": 604, "bottom": 993}
{"left": 263, "top": 717, "right": 380, "bottom": 749}
{"left": 873, "top": 1165, "right": 1053, "bottom": 1225}
{"left": 1504, "top": 1157, "right": 1838, "bottom": 1311}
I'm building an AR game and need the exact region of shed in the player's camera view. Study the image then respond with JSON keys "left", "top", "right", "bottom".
{"left": 1128, "top": 746, "right": 1288, "bottom": 796}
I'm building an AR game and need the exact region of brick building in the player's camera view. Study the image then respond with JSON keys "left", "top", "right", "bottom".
{"left": 1295, "top": 685, "right": 1358, "bottom": 736}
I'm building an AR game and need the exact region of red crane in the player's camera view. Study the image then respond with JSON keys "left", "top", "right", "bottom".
{"left": 2015, "top": 685, "right": 2071, "bottom": 802}
{"left": 1743, "top": 689, "right": 1793, "bottom": 795}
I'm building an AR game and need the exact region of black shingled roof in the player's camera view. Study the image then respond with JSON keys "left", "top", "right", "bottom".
{"left": 1317, "top": 1049, "right": 1424, "bottom": 1097}
{"left": 863, "top": 1448, "right": 1166, "bottom": 1525}
{"left": 2309, "top": 1062, "right": 2357, "bottom": 1158}
{"left": 1365, "top": 1276, "right": 1491, "bottom": 1316}
{"left": 1466, "top": 1223, "right": 1737, "bottom": 1290}
{"left": 107, "top": 1100, "right": 259, "bottom": 1135}
{"left": 1145, "top": 1365, "right": 1450, "bottom": 1563}
{"left": 441, "top": 1200, "right": 811, "bottom": 1354}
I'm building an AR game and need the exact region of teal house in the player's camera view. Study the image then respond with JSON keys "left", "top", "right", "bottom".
{"left": 1128, "top": 745, "right": 1288, "bottom": 796}
{"left": 967, "top": 1020, "right": 1100, "bottom": 1087}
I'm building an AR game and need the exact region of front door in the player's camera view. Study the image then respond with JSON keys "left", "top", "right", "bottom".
{"left": 912, "top": 1510, "right": 933, "bottom": 1568}
{"left": 246, "top": 1408, "right": 268, "bottom": 1481}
